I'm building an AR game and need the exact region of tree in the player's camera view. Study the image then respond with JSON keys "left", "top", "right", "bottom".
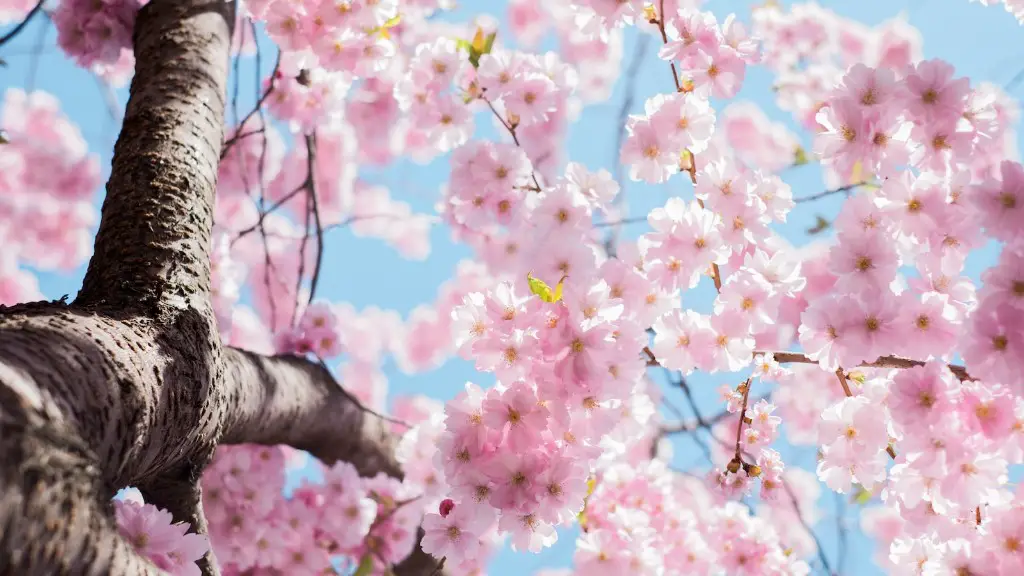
{"left": 0, "top": 0, "right": 441, "bottom": 574}
{"left": 2, "top": 0, "right": 1024, "bottom": 575}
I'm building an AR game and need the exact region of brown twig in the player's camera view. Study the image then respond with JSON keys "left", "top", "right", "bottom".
{"left": 835, "top": 368, "right": 897, "bottom": 460}
{"left": 654, "top": 0, "right": 682, "bottom": 92}
{"left": 761, "top": 350, "right": 973, "bottom": 381}
{"left": 732, "top": 379, "right": 752, "bottom": 463}
{"left": 481, "top": 95, "right": 544, "bottom": 192}
{"left": 220, "top": 52, "right": 281, "bottom": 160}
{"left": 305, "top": 134, "right": 325, "bottom": 307}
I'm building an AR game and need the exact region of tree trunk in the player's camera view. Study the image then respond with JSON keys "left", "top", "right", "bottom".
{"left": 0, "top": 0, "right": 444, "bottom": 574}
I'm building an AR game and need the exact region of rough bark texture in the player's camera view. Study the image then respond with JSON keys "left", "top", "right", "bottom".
{"left": 0, "top": 0, "right": 444, "bottom": 573}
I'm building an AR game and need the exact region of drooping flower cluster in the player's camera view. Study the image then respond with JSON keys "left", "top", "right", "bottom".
{"left": 199, "top": 443, "right": 426, "bottom": 575}
{"left": 114, "top": 496, "right": 210, "bottom": 575}
{"left": 423, "top": 270, "right": 655, "bottom": 569}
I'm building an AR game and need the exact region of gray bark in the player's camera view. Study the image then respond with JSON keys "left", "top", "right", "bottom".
{"left": 0, "top": 0, "right": 444, "bottom": 573}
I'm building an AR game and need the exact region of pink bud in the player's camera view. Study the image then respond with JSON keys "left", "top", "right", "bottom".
{"left": 439, "top": 498, "right": 455, "bottom": 518}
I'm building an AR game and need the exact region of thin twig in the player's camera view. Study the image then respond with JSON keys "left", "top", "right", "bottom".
{"left": 759, "top": 350, "right": 973, "bottom": 381}
{"left": 481, "top": 95, "right": 544, "bottom": 192}
{"left": 606, "top": 34, "right": 651, "bottom": 254}
{"left": 732, "top": 379, "right": 752, "bottom": 463}
{"left": 594, "top": 216, "right": 648, "bottom": 228}
{"left": 836, "top": 368, "right": 897, "bottom": 460}
{"left": 25, "top": 6, "right": 48, "bottom": 91}
{"left": 306, "top": 134, "right": 325, "bottom": 307}
{"left": 0, "top": 0, "right": 43, "bottom": 47}
{"left": 783, "top": 480, "right": 835, "bottom": 576}
{"left": 221, "top": 51, "right": 281, "bottom": 160}
{"left": 836, "top": 491, "right": 848, "bottom": 574}
{"left": 795, "top": 182, "right": 864, "bottom": 203}
{"left": 655, "top": 0, "right": 682, "bottom": 92}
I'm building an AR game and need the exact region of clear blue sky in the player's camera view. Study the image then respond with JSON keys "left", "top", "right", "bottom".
{"left": 2, "top": 1, "right": 1022, "bottom": 574}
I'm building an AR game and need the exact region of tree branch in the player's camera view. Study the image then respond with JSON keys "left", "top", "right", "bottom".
{"left": 76, "top": 0, "right": 234, "bottom": 312}
{"left": 220, "top": 348, "right": 401, "bottom": 477}
{"left": 0, "top": 0, "right": 43, "bottom": 48}
{"left": 761, "top": 350, "right": 973, "bottom": 381}
{"left": 219, "top": 348, "right": 444, "bottom": 574}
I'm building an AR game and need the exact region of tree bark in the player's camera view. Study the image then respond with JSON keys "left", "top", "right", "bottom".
{"left": 0, "top": 0, "right": 445, "bottom": 573}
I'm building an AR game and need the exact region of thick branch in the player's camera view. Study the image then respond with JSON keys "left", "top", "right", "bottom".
{"left": 76, "top": 0, "right": 233, "bottom": 312}
{"left": 220, "top": 348, "right": 401, "bottom": 477}
{"left": 219, "top": 349, "right": 445, "bottom": 574}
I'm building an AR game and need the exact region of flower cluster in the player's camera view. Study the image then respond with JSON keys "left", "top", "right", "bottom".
{"left": 114, "top": 496, "right": 210, "bottom": 576}
{"left": 0, "top": 89, "right": 100, "bottom": 277}
{"left": 575, "top": 461, "right": 809, "bottom": 575}
{"left": 423, "top": 271, "right": 655, "bottom": 568}
{"left": 199, "top": 443, "right": 425, "bottom": 575}
{"left": 247, "top": 0, "right": 399, "bottom": 76}
{"left": 273, "top": 301, "right": 345, "bottom": 358}
{"left": 52, "top": 0, "right": 143, "bottom": 82}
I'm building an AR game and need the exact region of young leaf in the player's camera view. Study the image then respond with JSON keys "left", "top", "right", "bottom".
{"left": 482, "top": 31, "right": 497, "bottom": 54}
{"left": 807, "top": 215, "right": 830, "bottom": 235}
{"left": 793, "top": 146, "right": 809, "bottom": 166}
{"left": 526, "top": 273, "right": 555, "bottom": 303}
{"left": 851, "top": 484, "right": 873, "bottom": 505}
{"left": 470, "top": 27, "right": 486, "bottom": 53}
{"left": 354, "top": 554, "right": 374, "bottom": 576}
{"left": 552, "top": 275, "right": 567, "bottom": 303}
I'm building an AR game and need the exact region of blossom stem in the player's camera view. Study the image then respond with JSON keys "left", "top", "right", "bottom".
{"left": 834, "top": 368, "right": 853, "bottom": 397}
{"left": 655, "top": 0, "right": 682, "bottom": 92}
{"left": 733, "top": 378, "right": 752, "bottom": 462}
{"left": 835, "top": 368, "right": 897, "bottom": 460}
{"left": 481, "top": 95, "right": 544, "bottom": 192}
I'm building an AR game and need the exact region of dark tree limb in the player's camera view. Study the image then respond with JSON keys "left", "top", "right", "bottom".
{"left": 76, "top": 0, "right": 234, "bottom": 314}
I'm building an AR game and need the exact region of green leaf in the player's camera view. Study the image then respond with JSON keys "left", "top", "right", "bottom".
{"left": 354, "top": 554, "right": 374, "bottom": 576}
{"left": 793, "top": 146, "right": 808, "bottom": 166}
{"left": 527, "top": 273, "right": 566, "bottom": 303}
{"left": 850, "top": 484, "right": 873, "bottom": 505}
{"left": 806, "top": 215, "right": 830, "bottom": 235}
{"left": 552, "top": 276, "right": 565, "bottom": 303}
{"left": 527, "top": 273, "right": 555, "bottom": 303}
{"left": 577, "top": 476, "right": 597, "bottom": 531}
{"left": 464, "top": 28, "right": 498, "bottom": 68}
{"left": 482, "top": 31, "right": 497, "bottom": 54}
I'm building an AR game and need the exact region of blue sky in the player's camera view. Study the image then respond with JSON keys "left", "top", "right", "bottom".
{"left": 3, "top": 0, "right": 1023, "bottom": 574}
